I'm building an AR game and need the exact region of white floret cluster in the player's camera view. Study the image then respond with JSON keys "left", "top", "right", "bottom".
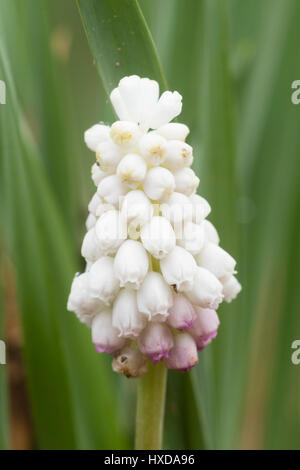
{"left": 67, "top": 75, "right": 241, "bottom": 378}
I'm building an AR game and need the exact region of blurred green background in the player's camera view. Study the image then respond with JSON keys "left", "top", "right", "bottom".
{"left": 0, "top": 0, "right": 299, "bottom": 450}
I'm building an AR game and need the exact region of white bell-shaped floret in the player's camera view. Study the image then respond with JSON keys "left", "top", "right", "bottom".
{"left": 174, "top": 168, "right": 199, "bottom": 196}
{"left": 117, "top": 153, "right": 147, "bottom": 189}
{"left": 95, "top": 210, "right": 126, "bottom": 256}
{"left": 89, "top": 257, "right": 120, "bottom": 305}
{"left": 160, "top": 246, "right": 196, "bottom": 291}
{"left": 137, "top": 272, "right": 173, "bottom": 321}
{"left": 97, "top": 174, "right": 128, "bottom": 206}
{"left": 155, "top": 123, "right": 189, "bottom": 141}
{"left": 185, "top": 266, "right": 223, "bottom": 310}
{"left": 113, "top": 240, "right": 149, "bottom": 289}
{"left": 84, "top": 123, "right": 110, "bottom": 152}
{"left": 112, "top": 288, "right": 146, "bottom": 338}
{"left": 140, "top": 216, "right": 176, "bottom": 259}
{"left": 143, "top": 167, "right": 175, "bottom": 200}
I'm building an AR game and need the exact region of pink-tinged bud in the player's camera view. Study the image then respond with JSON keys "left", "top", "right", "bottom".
{"left": 189, "top": 307, "right": 220, "bottom": 350}
{"left": 165, "top": 333, "right": 198, "bottom": 372}
{"left": 92, "top": 310, "right": 126, "bottom": 354}
{"left": 138, "top": 323, "right": 174, "bottom": 363}
{"left": 167, "top": 293, "right": 196, "bottom": 331}
{"left": 112, "top": 346, "right": 148, "bottom": 378}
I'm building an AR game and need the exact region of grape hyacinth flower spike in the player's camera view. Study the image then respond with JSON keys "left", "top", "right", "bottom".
{"left": 67, "top": 75, "right": 241, "bottom": 378}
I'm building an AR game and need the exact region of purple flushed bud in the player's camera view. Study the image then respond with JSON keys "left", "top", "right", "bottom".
{"left": 92, "top": 310, "right": 126, "bottom": 354}
{"left": 138, "top": 323, "right": 174, "bottom": 363}
{"left": 189, "top": 307, "right": 220, "bottom": 350}
{"left": 112, "top": 346, "right": 148, "bottom": 378}
{"left": 167, "top": 293, "right": 196, "bottom": 331}
{"left": 165, "top": 333, "right": 198, "bottom": 372}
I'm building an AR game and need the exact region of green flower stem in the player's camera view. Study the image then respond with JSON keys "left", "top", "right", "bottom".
{"left": 135, "top": 361, "right": 167, "bottom": 450}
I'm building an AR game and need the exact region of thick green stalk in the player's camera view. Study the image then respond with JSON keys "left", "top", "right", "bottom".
{"left": 135, "top": 361, "right": 167, "bottom": 450}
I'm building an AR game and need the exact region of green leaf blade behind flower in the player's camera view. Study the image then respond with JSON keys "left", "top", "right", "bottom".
{"left": 77, "top": 0, "right": 167, "bottom": 95}
{"left": 0, "top": 39, "right": 128, "bottom": 449}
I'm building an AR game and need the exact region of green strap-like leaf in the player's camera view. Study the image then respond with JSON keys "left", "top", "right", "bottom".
{"left": 0, "top": 41, "right": 127, "bottom": 449}
{"left": 77, "top": 0, "right": 167, "bottom": 95}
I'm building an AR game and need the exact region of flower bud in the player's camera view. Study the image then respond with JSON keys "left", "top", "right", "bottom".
{"left": 112, "top": 346, "right": 148, "bottom": 378}
{"left": 167, "top": 293, "right": 196, "bottom": 331}
{"left": 84, "top": 124, "right": 110, "bottom": 152}
{"left": 139, "top": 133, "right": 167, "bottom": 166}
{"left": 120, "top": 190, "right": 153, "bottom": 232}
{"left": 92, "top": 310, "right": 126, "bottom": 354}
{"left": 89, "top": 256, "right": 120, "bottom": 305}
{"left": 117, "top": 75, "right": 143, "bottom": 123}
{"left": 185, "top": 266, "right": 223, "bottom": 309}
{"left": 137, "top": 272, "right": 173, "bottom": 321}
{"left": 112, "top": 289, "right": 146, "bottom": 338}
{"left": 160, "top": 192, "right": 192, "bottom": 227}
{"left": 138, "top": 323, "right": 174, "bottom": 363}
{"left": 222, "top": 275, "right": 241, "bottom": 303}
{"left": 177, "top": 221, "right": 205, "bottom": 255}
{"left": 196, "top": 242, "right": 236, "bottom": 281}
{"left": 190, "top": 307, "right": 220, "bottom": 350}
{"left": 155, "top": 123, "right": 189, "bottom": 141}
{"left": 110, "top": 88, "right": 130, "bottom": 121}
{"left": 97, "top": 174, "right": 127, "bottom": 206}
{"left": 148, "top": 90, "right": 182, "bottom": 129}
{"left": 143, "top": 167, "right": 175, "bottom": 200}
{"left": 110, "top": 120, "right": 140, "bottom": 148}
{"left": 165, "top": 333, "right": 198, "bottom": 372}
{"left": 81, "top": 228, "right": 102, "bottom": 262}
{"left": 96, "top": 140, "right": 122, "bottom": 172}
{"left": 164, "top": 140, "right": 193, "bottom": 171}
{"left": 160, "top": 246, "right": 196, "bottom": 291}
{"left": 117, "top": 153, "right": 147, "bottom": 189}
{"left": 95, "top": 210, "right": 126, "bottom": 256}
{"left": 67, "top": 273, "right": 104, "bottom": 326}
{"left": 189, "top": 194, "right": 211, "bottom": 223}
{"left": 114, "top": 240, "right": 149, "bottom": 289}
{"left": 88, "top": 192, "right": 102, "bottom": 216}
{"left": 174, "top": 168, "right": 199, "bottom": 196}
{"left": 91, "top": 163, "right": 108, "bottom": 186}
{"left": 140, "top": 216, "right": 176, "bottom": 259}
{"left": 203, "top": 219, "right": 220, "bottom": 245}
{"left": 86, "top": 213, "right": 96, "bottom": 231}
